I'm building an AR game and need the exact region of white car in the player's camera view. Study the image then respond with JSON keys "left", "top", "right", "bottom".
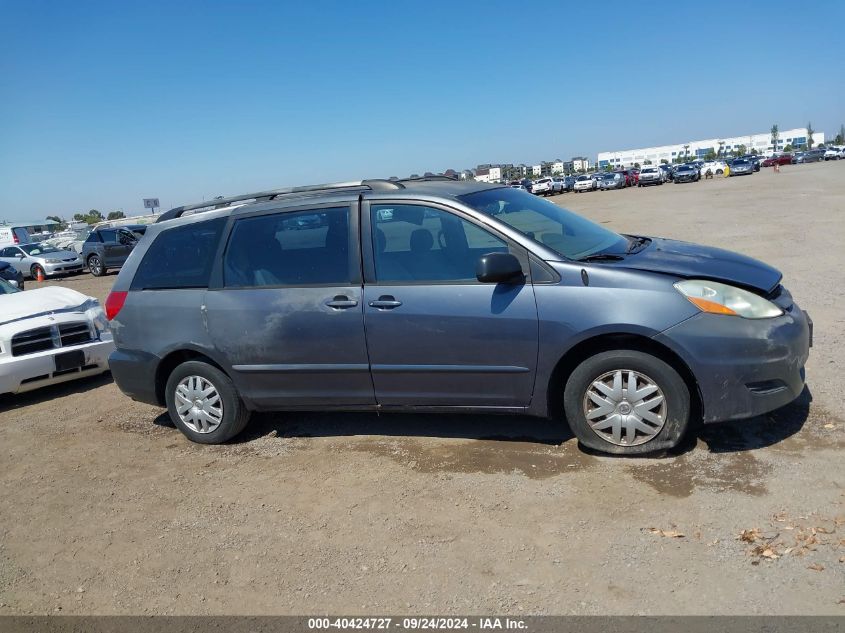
{"left": 573, "top": 175, "right": 597, "bottom": 192}
{"left": 532, "top": 177, "right": 562, "bottom": 196}
{"left": 823, "top": 147, "right": 842, "bottom": 161}
{"left": 0, "top": 279, "right": 114, "bottom": 395}
{"left": 699, "top": 160, "right": 728, "bottom": 176}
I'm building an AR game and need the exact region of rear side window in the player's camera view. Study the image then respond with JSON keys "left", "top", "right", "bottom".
{"left": 130, "top": 218, "right": 225, "bottom": 290}
{"left": 98, "top": 229, "right": 117, "bottom": 243}
{"left": 85, "top": 233, "right": 102, "bottom": 243}
{"left": 224, "top": 207, "right": 350, "bottom": 287}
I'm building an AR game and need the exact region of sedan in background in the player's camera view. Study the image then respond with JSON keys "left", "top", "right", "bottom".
{"left": 673, "top": 164, "right": 699, "bottom": 183}
{"left": 0, "top": 243, "right": 83, "bottom": 279}
{"left": 824, "top": 147, "right": 842, "bottom": 160}
{"left": 573, "top": 175, "right": 597, "bottom": 192}
{"left": 762, "top": 154, "right": 794, "bottom": 167}
{"left": 599, "top": 173, "right": 626, "bottom": 190}
{"left": 729, "top": 158, "right": 754, "bottom": 176}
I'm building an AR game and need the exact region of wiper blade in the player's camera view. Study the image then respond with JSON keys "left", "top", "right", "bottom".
{"left": 577, "top": 253, "right": 626, "bottom": 262}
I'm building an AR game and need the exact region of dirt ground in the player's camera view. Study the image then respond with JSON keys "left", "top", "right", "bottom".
{"left": 1, "top": 161, "right": 843, "bottom": 615}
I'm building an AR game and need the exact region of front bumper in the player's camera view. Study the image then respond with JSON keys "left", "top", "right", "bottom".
{"left": 0, "top": 337, "right": 114, "bottom": 394}
{"left": 655, "top": 298, "right": 811, "bottom": 423}
{"left": 44, "top": 261, "right": 84, "bottom": 276}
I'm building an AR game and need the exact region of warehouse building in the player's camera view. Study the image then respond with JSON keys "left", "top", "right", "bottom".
{"left": 597, "top": 127, "right": 825, "bottom": 168}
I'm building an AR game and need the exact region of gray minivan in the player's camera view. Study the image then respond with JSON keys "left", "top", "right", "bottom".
{"left": 106, "top": 179, "right": 811, "bottom": 455}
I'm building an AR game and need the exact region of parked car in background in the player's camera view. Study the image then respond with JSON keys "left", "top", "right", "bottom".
{"left": 824, "top": 147, "right": 841, "bottom": 161}
{"left": 552, "top": 176, "right": 567, "bottom": 193}
{"left": 762, "top": 154, "right": 793, "bottom": 167}
{"left": 532, "top": 177, "right": 562, "bottom": 196}
{"left": 700, "top": 160, "right": 728, "bottom": 176}
{"left": 562, "top": 176, "right": 577, "bottom": 192}
{"left": 0, "top": 225, "right": 31, "bottom": 248}
{"left": 81, "top": 226, "right": 142, "bottom": 277}
{"left": 600, "top": 172, "right": 626, "bottom": 190}
{"left": 106, "top": 178, "right": 811, "bottom": 457}
{"left": 637, "top": 166, "right": 664, "bottom": 186}
{"left": 615, "top": 170, "right": 636, "bottom": 187}
{"left": 509, "top": 179, "right": 534, "bottom": 193}
{"left": 729, "top": 159, "right": 754, "bottom": 176}
{"left": 801, "top": 149, "right": 825, "bottom": 163}
{"left": 673, "top": 164, "right": 699, "bottom": 183}
{"left": 658, "top": 164, "right": 672, "bottom": 181}
{"left": 573, "top": 174, "right": 597, "bottom": 192}
{"left": 0, "top": 261, "right": 24, "bottom": 289}
{"left": 0, "top": 278, "right": 114, "bottom": 395}
{"left": 0, "top": 243, "right": 83, "bottom": 279}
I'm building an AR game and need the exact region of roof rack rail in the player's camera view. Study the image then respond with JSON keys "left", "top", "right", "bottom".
{"left": 155, "top": 179, "right": 404, "bottom": 223}
{"left": 397, "top": 175, "right": 459, "bottom": 183}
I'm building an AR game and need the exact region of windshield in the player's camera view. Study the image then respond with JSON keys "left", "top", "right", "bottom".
{"left": 458, "top": 187, "right": 628, "bottom": 260}
{"left": 20, "top": 244, "right": 60, "bottom": 255}
{"left": 0, "top": 278, "right": 20, "bottom": 295}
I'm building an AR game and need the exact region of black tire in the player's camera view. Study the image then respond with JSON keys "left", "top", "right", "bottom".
{"left": 563, "top": 350, "right": 691, "bottom": 455}
{"left": 30, "top": 264, "right": 45, "bottom": 280}
{"left": 87, "top": 254, "right": 106, "bottom": 277}
{"left": 165, "top": 360, "right": 251, "bottom": 444}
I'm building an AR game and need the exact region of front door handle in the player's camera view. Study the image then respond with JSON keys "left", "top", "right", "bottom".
{"left": 369, "top": 295, "right": 403, "bottom": 309}
{"left": 325, "top": 296, "right": 359, "bottom": 309}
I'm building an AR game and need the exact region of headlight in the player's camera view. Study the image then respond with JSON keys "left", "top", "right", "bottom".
{"left": 45, "top": 258, "right": 61, "bottom": 264}
{"left": 82, "top": 299, "right": 110, "bottom": 334}
{"left": 674, "top": 280, "right": 783, "bottom": 319}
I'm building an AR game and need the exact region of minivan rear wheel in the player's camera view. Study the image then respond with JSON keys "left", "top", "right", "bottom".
{"left": 563, "top": 350, "right": 690, "bottom": 455}
{"left": 165, "top": 361, "right": 250, "bottom": 444}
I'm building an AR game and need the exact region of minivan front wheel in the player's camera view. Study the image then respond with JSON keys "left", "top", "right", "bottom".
{"left": 563, "top": 350, "right": 690, "bottom": 455}
{"left": 165, "top": 361, "right": 250, "bottom": 444}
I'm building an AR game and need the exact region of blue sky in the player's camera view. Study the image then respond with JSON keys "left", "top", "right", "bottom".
{"left": 1, "top": 0, "right": 843, "bottom": 222}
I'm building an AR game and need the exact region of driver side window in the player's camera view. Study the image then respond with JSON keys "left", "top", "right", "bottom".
{"left": 370, "top": 204, "right": 514, "bottom": 283}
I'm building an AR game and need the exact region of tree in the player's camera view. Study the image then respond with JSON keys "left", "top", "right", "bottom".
{"left": 771, "top": 124, "right": 779, "bottom": 151}
{"left": 783, "top": 144, "right": 793, "bottom": 152}
{"left": 643, "top": 159, "right": 652, "bottom": 165}
{"left": 806, "top": 122, "right": 814, "bottom": 149}
{"left": 717, "top": 140, "right": 725, "bottom": 156}
{"left": 660, "top": 159, "right": 669, "bottom": 165}
{"left": 45, "top": 215, "right": 67, "bottom": 230}
{"left": 835, "top": 124, "right": 844, "bottom": 145}
{"left": 633, "top": 162, "right": 641, "bottom": 169}
{"left": 603, "top": 164, "right": 613, "bottom": 172}
{"left": 736, "top": 144, "right": 747, "bottom": 156}
{"left": 73, "top": 213, "right": 85, "bottom": 221}
{"left": 704, "top": 149, "right": 716, "bottom": 161}
{"left": 107, "top": 211, "right": 125, "bottom": 220}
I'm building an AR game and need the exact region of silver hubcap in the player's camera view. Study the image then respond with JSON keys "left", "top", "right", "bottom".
{"left": 174, "top": 375, "right": 224, "bottom": 434}
{"left": 583, "top": 369, "right": 666, "bottom": 446}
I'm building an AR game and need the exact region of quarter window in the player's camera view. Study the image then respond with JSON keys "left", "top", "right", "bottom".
{"left": 130, "top": 218, "right": 226, "bottom": 290}
{"left": 371, "top": 204, "right": 511, "bottom": 283}
{"left": 224, "top": 207, "right": 350, "bottom": 287}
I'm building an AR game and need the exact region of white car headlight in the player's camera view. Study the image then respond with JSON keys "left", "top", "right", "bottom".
{"left": 674, "top": 279, "right": 783, "bottom": 319}
{"left": 45, "top": 258, "right": 61, "bottom": 264}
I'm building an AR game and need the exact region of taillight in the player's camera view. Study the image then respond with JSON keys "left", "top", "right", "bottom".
{"left": 13, "top": 233, "right": 19, "bottom": 244}
{"left": 105, "top": 291, "right": 128, "bottom": 321}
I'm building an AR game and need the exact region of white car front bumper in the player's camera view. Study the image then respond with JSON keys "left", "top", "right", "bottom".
{"left": 0, "top": 336, "right": 114, "bottom": 394}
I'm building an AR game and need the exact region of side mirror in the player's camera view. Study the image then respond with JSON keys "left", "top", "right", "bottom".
{"left": 17, "top": 253, "right": 25, "bottom": 259}
{"left": 476, "top": 252, "right": 524, "bottom": 284}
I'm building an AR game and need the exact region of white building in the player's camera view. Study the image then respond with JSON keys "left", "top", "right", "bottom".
{"left": 531, "top": 164, "right": 542, "bottom": 177}
{"left": 551, "top": 160, "right": 565, "bottom": 174}
{"left": 488, "top": 166, "right": 505, "bottom": 182}
{"left": 597, "top": 127, "right": 824, "bottom": 169}
{"left": 571, "top": 157, "right": 591, "bottom": 172}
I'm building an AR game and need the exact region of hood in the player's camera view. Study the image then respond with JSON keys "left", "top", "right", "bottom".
{"left": 0, "top": 287, "right": 92, "bottom": 326}
{"left": 618, "top": 237, "right": 782, "bottom": 293}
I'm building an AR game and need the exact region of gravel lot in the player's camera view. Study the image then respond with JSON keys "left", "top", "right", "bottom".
{"left": 1, "top": 161, "right": 843, "bottom": 615}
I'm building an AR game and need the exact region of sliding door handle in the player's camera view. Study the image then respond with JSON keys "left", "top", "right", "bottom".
{"left": 325, "top": 296, "right": 359, "bottom": 309}
{"left": 369, "top": 295, "right": 402, "bottom": 309}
